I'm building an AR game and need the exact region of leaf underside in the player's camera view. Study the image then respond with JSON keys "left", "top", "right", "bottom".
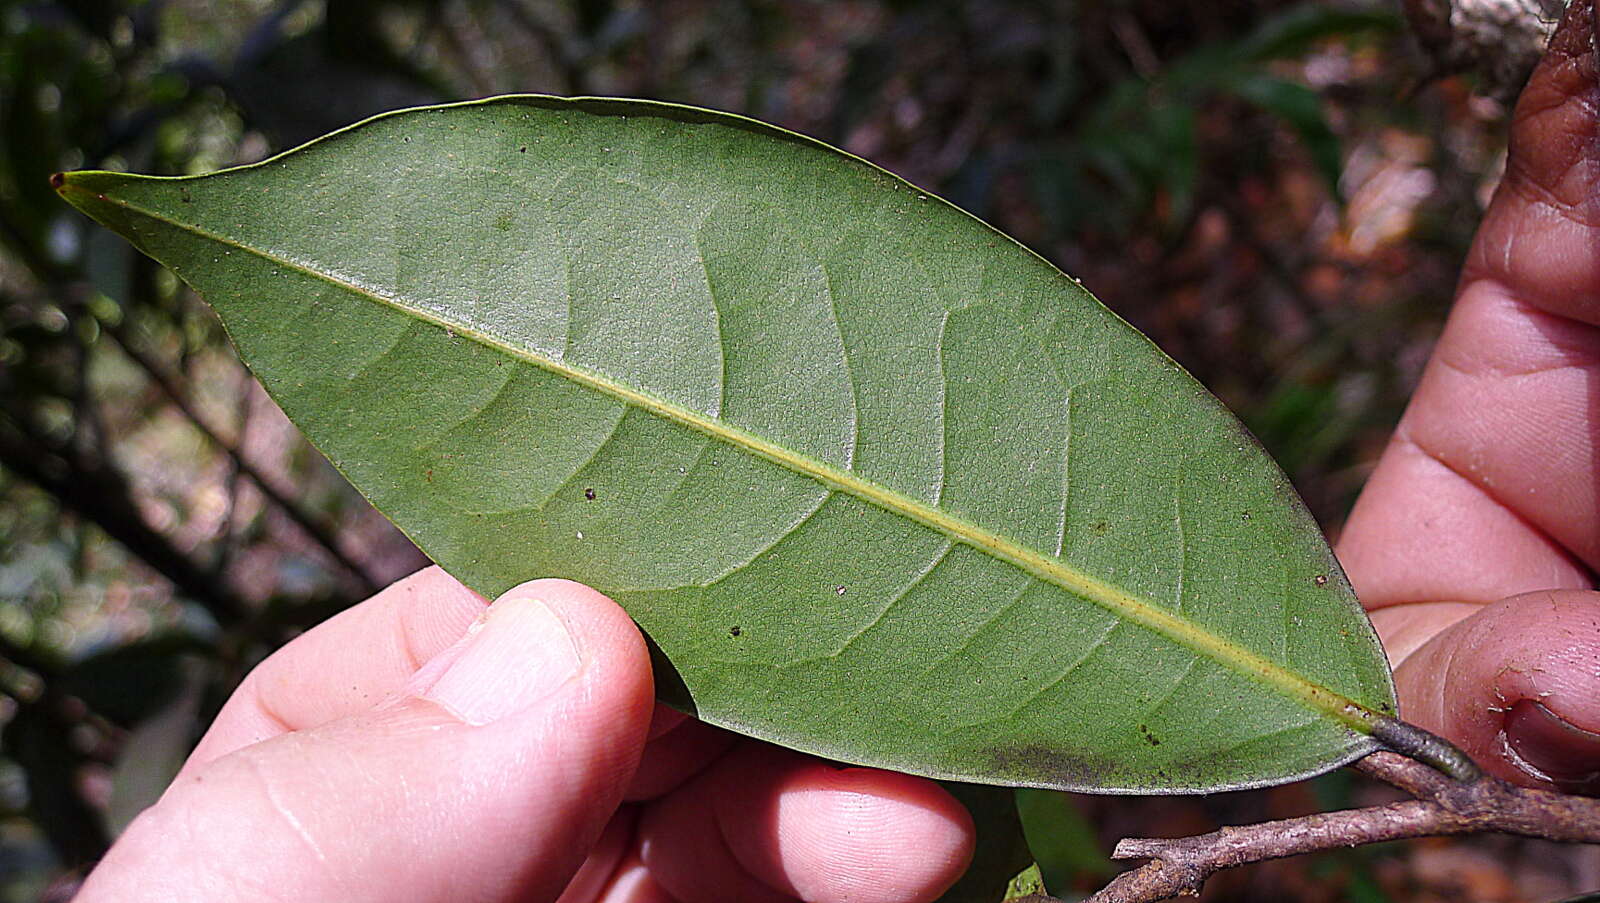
{"left": 58, "top": 96, "right": 1395, "bottom": 794}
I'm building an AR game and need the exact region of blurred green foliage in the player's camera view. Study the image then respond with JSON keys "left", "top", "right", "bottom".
{"left": 0, "top": 0, "right": 1520, "bottom": 898}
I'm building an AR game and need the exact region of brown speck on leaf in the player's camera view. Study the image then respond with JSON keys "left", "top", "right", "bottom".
{"left": 425, "top": 468, "right": 433, "bottom": 482}
{"left": 584, "top": 488, "right": 596, "bottom": 500}
{"left": 1314, "top": 574, "right": 1329, "bottom": 586}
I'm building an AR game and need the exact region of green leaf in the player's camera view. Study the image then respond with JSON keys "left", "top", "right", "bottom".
{"left": 55, "top": 96, "right": 1395, "bottom": 793}
{"left": 1016, "top": 788, "right": 1115, "bottom": 892}
{"left": 105, "top": 659, "right": 204, "bottom": 836}
{"left": 1239, "top": 5, "right": 1400, "bottom": 63}
{"left": 1003, "top": 863, "right": 1047, "bottom": 901}
{"left": 58, "top": 636, "right": 199, "bottom": 728}
{"left": 1227, "top": 74, "right": 1345, "bottom": 202}
{"left": 941, "top": 782, "right": 1033, "bottom": 903}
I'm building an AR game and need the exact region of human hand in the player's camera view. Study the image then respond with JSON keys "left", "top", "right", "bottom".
{"left": 1336, "top": 0, "right": 1600, "bottom": 794}
{"left": 75, "top": 567, "right": 975, "bottom": 902}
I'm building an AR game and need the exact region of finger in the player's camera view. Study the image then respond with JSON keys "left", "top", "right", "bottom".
{"left": 185, "top": 565, "right": 488, "bottom": 771}
{"left": 626, "top": 708, "right": 738, "bottom": 801}
{"left": 80, "top": 580, "right": 655, "bottom": 903}
{"left": 1337, "top": 0, "right": 1600, "bottom": 607}
{"left": 636, "top": 743, "right": 975, "bottom": 903}
{"left": 1469, "top": 0, "right": 1600, "bottom": 327}
{"left": 556, "top": 809, "right": 637, "bottom": 903}
{"left": 1366, "top": 600, "right": 1484, "bottom": 667}
{"left": 1390, "top": 589, "right": 1600, "bottom": 793}
{"left": 1339, "top": 433, "right": 1591, "bottom": 609}
{"left": 595, "top": 852, "right": 675, "bottom": 903}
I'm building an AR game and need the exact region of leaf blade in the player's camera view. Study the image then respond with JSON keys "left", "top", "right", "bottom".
{"left": 57, "top": 95, "right": 1396, "bottom": 793}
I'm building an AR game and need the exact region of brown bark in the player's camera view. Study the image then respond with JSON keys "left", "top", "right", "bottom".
{"left": 1061, "top": 750, "right": 1600, "bottom": 903}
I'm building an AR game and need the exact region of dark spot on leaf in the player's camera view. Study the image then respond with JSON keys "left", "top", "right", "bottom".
{"left": 984, "top": 731, "right": 1287, "bottom": 791}
{"left": 729, "top": 625, "right": 741, "bottom": 637}
{"left": 1314, "top": 574, "right": 1328, "bottom": 586}
{"left": 584, "top": 487, "right": 596, "bottom": 500}
{"left": 1091, "top": 521, "right": 1109, "bottom": 535}
{"left": 1241, "top": 510, "right": 1252, "bottom": 521}
{"left": 980, "top": 742, "right": 1120, "bottom": 787}
{"left": 1138, "top": 723, "right": 1160, "bottom": 746}
{"left": 519, "top": 146, "right": 527, "bottom": 153}
{"left": 424, "top": 468, "right": 433, "bottom": 483}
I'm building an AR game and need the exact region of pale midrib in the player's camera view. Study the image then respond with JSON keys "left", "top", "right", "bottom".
{"left": 98, "top": 188, "right": 1381, "bottom": 735}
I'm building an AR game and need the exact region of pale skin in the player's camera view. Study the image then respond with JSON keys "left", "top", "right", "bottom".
{"left": 78, "top": 570, "right": 978, "bottom": 903}
{"left": 1337, "top": 0, "right": 1600, "bottom": 796}
{"left": 77, "top": 9, "right": 1600, "bottom": 901}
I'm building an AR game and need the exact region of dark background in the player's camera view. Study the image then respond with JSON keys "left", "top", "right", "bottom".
{"left": 1, "top": 0, "right": 1591, "bottom": 899}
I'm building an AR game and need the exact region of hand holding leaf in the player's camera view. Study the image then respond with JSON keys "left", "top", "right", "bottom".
{"left": 56, "top": 5, "right": 1600, "bottom": 898}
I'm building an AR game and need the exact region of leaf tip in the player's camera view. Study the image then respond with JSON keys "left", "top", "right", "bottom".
{"left": 50, "top": 171, "right": 100, "bottom": 210}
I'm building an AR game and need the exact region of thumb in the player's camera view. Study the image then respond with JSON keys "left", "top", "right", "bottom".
{"left": 80, "top": 580, "right": 656, "bottom": 903}
{"left": 1391, "top": 590, "right": 1600, "bottom": 794}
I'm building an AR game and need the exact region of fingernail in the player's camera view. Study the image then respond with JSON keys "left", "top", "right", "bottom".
{"left": 409, "top": 596, "right": 583, "bottom": 725}
{"left": 1502, "top": 700, "right": 1600, "bottom": 794}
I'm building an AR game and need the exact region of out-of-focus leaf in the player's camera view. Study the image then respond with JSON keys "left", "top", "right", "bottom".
{"left": 56, "top": 636, "right": 197, "bottom": 728}
{"left": 1016, "top": 788, "right": 1115, "bottom": 893}
{"left": 1228, "top": 74, "right": 1344, "bottom": 201}
{"left": 229, "top": 18, "right": 443, "bottom": 149}
{"left": 939, "top": 783, "right": 1033, "bottom": 903}
{"left": 1, "top": 706, "right": 107, "bottom": 865}
{"left": 104, "top": 658, "right": 202, "bottom": 835}
{"left": 1240, "top": 5, "right": 1401, "bottom": 63}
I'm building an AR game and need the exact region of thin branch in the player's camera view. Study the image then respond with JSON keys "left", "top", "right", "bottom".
{"left": 1369, "top": 715, "right": 1483, "bottom": 783}
{"left": 497, "top": 0, "right": 588, "bottom": 94}
{"left": 213, "top": 362, "right": 258, "bottom": 576}
{"left": 1075, "top": 749, "right": 1600, "bottom": 903}
{"left": 100, "top": 324, "right": 380, "bottom": 594}
{"left": 0, "top": 204, "right": 72, "bottom": 285}
{"left": 0, "top": 631, "right": 59, "bottom": 683}
{"left": 0, "top": 413, "right": 252, "bottom": 626}
{"left": 437, "top": 0, "right": 498, "bottom": 96}
{"left": 1353, "top": 748, "right": 1456, "bottom": 798}
{"left": 6, "top": 691, "right": 112, "bottom": 866}
{"left": 1109, "top": 10, "right": 1161, "bottom": 80}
